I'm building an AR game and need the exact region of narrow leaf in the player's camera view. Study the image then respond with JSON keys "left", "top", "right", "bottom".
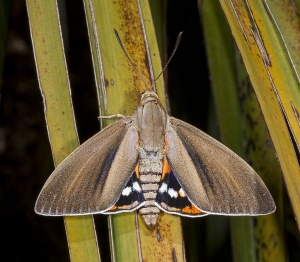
{"left": 220, "top": 0, "right": 300, "bottom": 231}
{"left": 26, "top": 1, "right": 100, "bottom": 261}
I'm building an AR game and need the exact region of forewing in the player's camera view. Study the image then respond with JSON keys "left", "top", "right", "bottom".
{"left": 104, "top": 167, "right": 145, "bottom": 214}
{"left": 165, "top": 117, "right": 275, "bottom": 215}
{"left": 35, "top": 118, "right": 139, "bottom": 215}
{"left": 155, "top": 160, "right": 207, "bottom": 217}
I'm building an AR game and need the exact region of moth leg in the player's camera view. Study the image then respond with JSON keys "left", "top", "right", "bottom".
{"left": 98, "top": 113, "right": 126, "bottom": 119}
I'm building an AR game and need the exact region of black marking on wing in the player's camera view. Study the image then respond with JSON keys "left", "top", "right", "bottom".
{"left": 105, "top": 170, "right": 145, "bottom": 213}
{"left": 94, "top": 145, "right": 119, "bottom": 192}
{"left": 155, "top": 170, "right": 206, "bottom": 217}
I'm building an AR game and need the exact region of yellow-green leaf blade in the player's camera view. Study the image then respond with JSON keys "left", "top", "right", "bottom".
{"left": 246, "top": 0, "right": 300, "bottom": 152}
{"left": 263, "top": 0, "right": 300, "bottom": 80}
{"left": 65, "top": 216, "right": 101, "bottom": 262}
{"left": 220, "top": 0, "right": 300, "bottom": 230}
{"left": 26, "top": 1, "right": 100, "bottom": 261}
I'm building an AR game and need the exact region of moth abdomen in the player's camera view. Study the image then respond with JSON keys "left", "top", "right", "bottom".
{"left": 139, "top": 179, "right": 161, "bottom": 229}
{"left": 141, "top": 182, "right": 159, "bottom": 191}
{"left": 138, "top": 153, "right": 163, "bottom": 229}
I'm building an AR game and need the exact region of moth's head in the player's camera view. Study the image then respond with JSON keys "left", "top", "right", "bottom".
{"left": 140, "top": 90, "right": 159, "bottom": 105}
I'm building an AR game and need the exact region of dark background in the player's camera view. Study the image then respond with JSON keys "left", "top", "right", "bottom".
{"left": 0, "top": 0, "right": 298, "bottom": 261}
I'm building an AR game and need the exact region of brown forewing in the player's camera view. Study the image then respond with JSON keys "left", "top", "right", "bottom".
{"left": 35, "top": 118, "right": 139, "bottom": 215}
{"left": 166, "top": 117, "right": 276, "bottom": 215}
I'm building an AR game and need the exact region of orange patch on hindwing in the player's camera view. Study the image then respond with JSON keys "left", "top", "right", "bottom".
{"left": 135, "top": 164, "right": 140, "bottom": 178}
{"left": 162, "top": 158, "right": 172, "bottom": 179}
{"left": 182, "top": 204, "right": 202, "bottom": 215}
{"left": 109, "top": 205, "right": 117, "bottom": 211}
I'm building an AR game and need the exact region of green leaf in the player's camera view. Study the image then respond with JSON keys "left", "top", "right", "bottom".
{"left": 26, "top": 1, "right": 100, "bottom": 261}
{"left": 220, "top": 0, "right": 300, "bottom": 232}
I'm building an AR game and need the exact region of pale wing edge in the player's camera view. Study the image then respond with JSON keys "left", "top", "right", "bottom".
{"left": 167, "top": 117, "right": 276, "bottom": 215}
{"left": 155, "top": 203, "right": 208, "bottom": 218}
{"left": 35, "top": 119, "right": 139, "bottom": 215}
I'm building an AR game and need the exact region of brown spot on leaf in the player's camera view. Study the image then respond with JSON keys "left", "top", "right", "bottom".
{"left": 115, "top": 0, "right": 151, "bottom": 89}
{"left": 104, "top": 78, "right": 109, "bottom": 88}
{"left": 172, "top": 248, "right": 177, "bottom": 262}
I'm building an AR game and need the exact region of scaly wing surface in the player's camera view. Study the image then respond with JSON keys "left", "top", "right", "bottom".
{"left": 35, "top": 118, "right": 139, "bottom": 216}
{"left": 165, "top": 117, "right": 275, "bottom": 215}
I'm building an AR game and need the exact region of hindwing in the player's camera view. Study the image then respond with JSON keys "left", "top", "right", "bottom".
{"left": 155, "top": 160, "right": 206, "bottom": 217}
{"left": 105, "top": 167, "right": 145, "bottom": 213}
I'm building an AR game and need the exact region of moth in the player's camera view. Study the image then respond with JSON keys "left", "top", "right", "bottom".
{"left": 35, "top": 88, "right": 275, "bottom": 230}
{"left": 35, "top": 33, "right": 275, "bottom": 230}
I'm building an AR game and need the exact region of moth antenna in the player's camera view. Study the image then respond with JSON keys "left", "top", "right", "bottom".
{"left": 151, "top": 31, "right": 183, "bottom": 89}
{"left": 114, "top": 29, "right": 148, "bottom": 89}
